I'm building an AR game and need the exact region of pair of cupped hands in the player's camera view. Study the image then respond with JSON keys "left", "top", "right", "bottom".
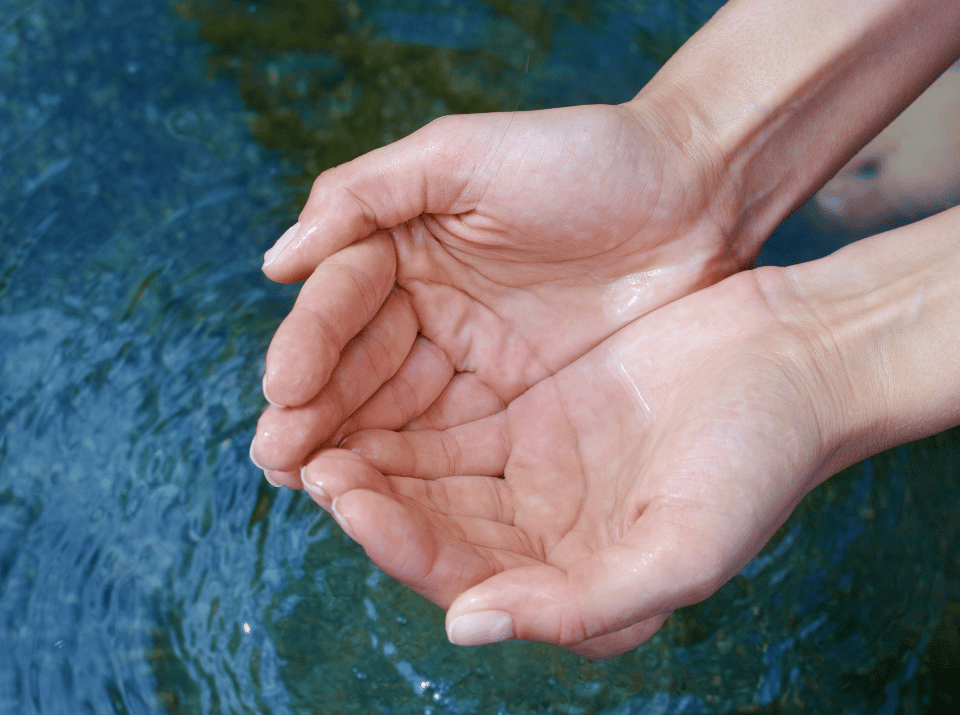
{"left": 251, "top": 103, "right": 838, "bottom": 660}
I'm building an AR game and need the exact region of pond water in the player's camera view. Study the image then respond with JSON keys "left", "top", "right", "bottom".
{"left": 1, "top": 1, "right": 958, "bottom": 713}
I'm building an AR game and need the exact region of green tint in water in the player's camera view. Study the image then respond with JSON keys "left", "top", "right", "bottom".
{"left": 176, "top": 0, "right": 570, "bottom": 203}
{"left": 173, "top": 0, "right": 710, "bottom": 206}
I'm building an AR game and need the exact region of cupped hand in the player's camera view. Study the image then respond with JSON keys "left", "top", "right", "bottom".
{"left": 297, "top": 267, "right": 847, "bottom": 659}
{"left": 251, "top": 102, "right": 746, "bottom": 485}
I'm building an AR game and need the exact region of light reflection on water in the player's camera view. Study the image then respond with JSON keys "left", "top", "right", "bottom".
{"left": 1, "top": 1, "right": 957, "bottom": 713}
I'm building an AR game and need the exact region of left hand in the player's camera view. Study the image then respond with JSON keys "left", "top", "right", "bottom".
{"left": 250, "top": 103, "right": 745, "bottom": 486}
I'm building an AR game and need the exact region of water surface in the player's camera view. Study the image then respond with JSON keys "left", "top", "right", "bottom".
{"left": 1, "top": 1, "right": 958, "bottom": 713}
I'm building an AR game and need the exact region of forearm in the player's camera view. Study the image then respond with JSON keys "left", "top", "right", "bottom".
{"left": 631, "top": 0, "right": 960, "bottom": 263}
{"left": 769, "top": 205, "right": 960, "bottom": 481}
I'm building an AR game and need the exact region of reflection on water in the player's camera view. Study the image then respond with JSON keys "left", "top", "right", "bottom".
{"left": 1, "top": 0, "right": 958, "bottom": 713}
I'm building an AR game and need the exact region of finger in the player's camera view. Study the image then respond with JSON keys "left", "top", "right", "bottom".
{"left": 263, "top": 234, "right": 397, "bottom": 408}
{"left": 300, "top": 448, "right": 394, "bottom": 508}
{"left": 331, "top": 335, "right": 454, "bottom": 443}
{"left": 301, "top": 451, "right": 528, "bottom": 550}
{"left": 329, "top": 487, "right": 529, "bottom": 609}
{"left": 262, "top": 114, "right": 485, "bottom": 282}
{"left": 407, "top": 372, "right": 507, "bottom": 431}
{"left": 388, "top": 475, "right": 515, "bottom": 524}
{"left": 444, "top": 509, "right": 726, "bottom": 655}
{"left": 254, "top": 288, "right": 419, "bottom": 473}
{"left": 340, "top": 411, "right": 510, "bottom": 479}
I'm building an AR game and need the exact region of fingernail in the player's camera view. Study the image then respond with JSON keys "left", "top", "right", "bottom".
{"left": 261, "top": 374, "right": 281, "bottom": 407}
{"left": 263, "top": 469, "right": 283, "bottom": 487}
{"left": 249, "top": 436, "right": 266, "bottom": 470}
{"left": 263, "top": 221, "right": 300, "bottom": 267}
{"left": 331, "top": 422, "right": 351, "bottom": 447}
{"left": 301, "top": 466, "right": 330, "bottom": 502}
{"left": 331, "top": 496, "right": 356, "bottom": 539}
{"left": 446, "top": 611, "right": 515, "bottom": 647}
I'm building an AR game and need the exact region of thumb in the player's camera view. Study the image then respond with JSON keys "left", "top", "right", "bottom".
{"left": 444, "top": 516, "right": 728, "bottom": 656}
{"left": 261, "top": 113, "right": 496, "bottom": 282}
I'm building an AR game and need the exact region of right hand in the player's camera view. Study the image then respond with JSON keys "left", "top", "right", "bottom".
{"left": 295, "top": 264, "right": 847, "bottom": 659}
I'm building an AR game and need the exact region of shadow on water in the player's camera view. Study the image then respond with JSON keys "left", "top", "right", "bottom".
{"left": 1, "top": 0, "right": 957, "bottom": 713}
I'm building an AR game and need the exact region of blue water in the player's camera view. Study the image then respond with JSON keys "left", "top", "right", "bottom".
{"left": 1, "top": 1, "right": 958, "bottom": 713}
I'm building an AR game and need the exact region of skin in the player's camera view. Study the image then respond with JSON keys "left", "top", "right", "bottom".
{"left": 250, "top": 0, "right": 960, "bottom": 659}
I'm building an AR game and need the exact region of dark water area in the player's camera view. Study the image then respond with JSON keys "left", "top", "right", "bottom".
{"left": 1, "top": 1, "right": 957, "bottom": 713}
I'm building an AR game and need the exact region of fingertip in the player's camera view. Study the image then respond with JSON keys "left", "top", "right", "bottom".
{"left": 260, "top": 220, "right": 324, "bottom": 283}
{"left": 301, "top": 448, "right": 392, "bottom": 504}
{"left": 261, "top": 373, "right": 283, "bottom": 408}
{"left": 262, "top": 314, "right": 338, "bottom": 409}
{"left": 339, "top": 428, "right": 387, "bottom": 459}
{"left": 446, "top": 610, "right": 515, "bottom": 647}
{"left": 263, "top": 175, "right": 383, "bottom": 283}
{"left": 251, "top": 434, "right": 302, "bottom": 485}
{"left": 446, "top": 581, "right": 518, "bottom": 646}
{"left": 249, "top": 435, "right": 265, "bottom": 470}
{"left": 300, "top": 451, "right": 346, "bottom": 504}
{"left": 330, "top": 495, "right": 358, "bottom": 540}
{"left": 263, "top": 221, "right": 301, "bottom": 271}
{"left": 263, "top": 468, "right": 302, "bottom": 489}
{"left": 301, "top": 463, "right": 331, "bottom": 503}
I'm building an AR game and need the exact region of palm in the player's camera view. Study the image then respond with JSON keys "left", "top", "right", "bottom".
{"left": 254, "top": 104, "right": 742, "bottom": 477}
{"left": 303, "top": 270, "right": 835, "bottom": 658}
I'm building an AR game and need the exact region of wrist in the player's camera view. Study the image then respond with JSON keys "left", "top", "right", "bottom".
{"left": 767, "top": 206, "right": 960, "bottom": 480}
{"left": 631, "top": 0, "right": 960, "bottom": 264}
